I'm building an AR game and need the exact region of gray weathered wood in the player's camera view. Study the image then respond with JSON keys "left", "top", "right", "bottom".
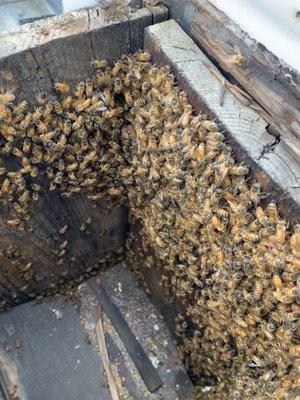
{"left": 0, "top": 5, "right": 168, "bottom": 104}
{"left": 160, "top": 0, "right": 300, "bottom": 162}
{"left": 145, "top": 20, "right": 300, "bottom": 223}
{"left": 0, "top": 5, "right": 168, "bottom": 306}
{"left": 151, "top": 5, "right": 169, "bottom": 25}
{"left": 88, "top": 8, "right": 131, "bottom": 65}
{"left": 0, "top": 264, "right": 194, "bottom": 399}
{"left": 129, "top": 8, "right": 153, "bottom": 52}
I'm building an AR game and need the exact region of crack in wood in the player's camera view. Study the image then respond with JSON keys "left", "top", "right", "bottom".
{"left": 87, "top": 10, "right": 96, "bottom": 61}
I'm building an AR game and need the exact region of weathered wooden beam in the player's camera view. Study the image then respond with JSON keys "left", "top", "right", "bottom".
{"left": 145, "top": 20, "right": 300, "bottom": 224}
{"left": 0, "top": 5, "right": 169, "bottom": 105}
{"left": 160, "top": 0, "right": 300, "bottom": 163}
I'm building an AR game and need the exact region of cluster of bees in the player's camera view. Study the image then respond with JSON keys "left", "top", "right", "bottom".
{"left": 0, "top": 51, "right": 299, "bottom": 399}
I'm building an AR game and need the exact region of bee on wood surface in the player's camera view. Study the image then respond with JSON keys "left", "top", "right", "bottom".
{"left": 54, "top": 82, "right": 69, "bottom": 94}
{"left": 35, "top": 91, "right": 47, "bottom": 105}
{"left": 91, "top": 59, "right": 108, "bottom": 69}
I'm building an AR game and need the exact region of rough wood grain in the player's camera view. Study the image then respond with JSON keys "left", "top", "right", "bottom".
{"left": 160, "top": 0, "right": 300, "bottom": 162}
{"left": 0, "top": 5, "right": 168, "bottom": 104}
{"left": 88, "top": 9, "right": 131, "bottom": 65}
{"left": 129, "top": 8, "right": 153, "bottom": 52}
{"left": 145, "top": 20, "right": 300, "bottom": 223}
{"left": 151, "top": 5, "right": 169, "bottom": 25}
{"left": 0, "top": 6, "right": 168, "bottom": 306}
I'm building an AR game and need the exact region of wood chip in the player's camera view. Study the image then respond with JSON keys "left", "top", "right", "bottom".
{"left": 94, "top": 304, "right": 120, "bottom": 400}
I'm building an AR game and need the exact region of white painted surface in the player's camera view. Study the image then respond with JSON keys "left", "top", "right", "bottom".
{"left": 212, "top": 0, "right": 300, "bottom": 71}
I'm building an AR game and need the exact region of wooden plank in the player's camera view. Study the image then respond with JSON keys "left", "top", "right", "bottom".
{"left": 88, "top": 8, "right": 131, "bottom": 65}
{"left": 0, "top": 196, "right": 128, "bottom": 308}
{"left": 0, "top": 10, "right": 90, "bottom": 59}
{"left": 150, "top": 5, "right": 169, "bottom": 25}
{"left": 0, "top": 265, "right": 194, "bottom": 399}
{"left": 0, "top": 296, "right": 112, "bottom": 400}
{"left": 129, "top": 8, "right": 153, "bottom": 52}
{"left": 0, "top": 5, "right": 167, "bottom": 306}
{"left": 0, "top": 5, "right": 168, "bottom": 103}
{"left": 0, "top": 10, "right": 91, "bottom": 104}
{"left": 0, "top": 14, "right": 130, "bottom": 303}
{"left": 144, "top": 20, "right": 300, "bottom": 223}
{"left": 161, "top": 0, "right": 300, "bottom": 162}
{"left": 89, "top": 280, "right": 163, "bottom": 393}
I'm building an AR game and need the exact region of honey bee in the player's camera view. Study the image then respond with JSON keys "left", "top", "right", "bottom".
{"left": 112, "top": 60, "right": 123, "bottom": 77}
{"left": 290, "top": 225, "right": 300, "bottom": 257}
{"left": 54, "top": 82, "right": 69, "bottom": 94}
{"left": 30, "top": 166, "right": 38, "bottom": 178}
{"left": 32, "top": 106, "right": 44, "bottom": 121}
{"left": 13, "top": 100, "right": 28, "bottom": 115}
{"left": 59, "top": 240, "right": 68, "bottom": 249}
{"left": 30, "top": 183, "right": 40, "bottom": 191}
{"left": 85, "top": 78, "right": 93, "bottom": 97}
{"left": 102, "top": 88, "right": 113, "bottom": 106}
{"left": 248, "top": 219, "right": 260, "bottom": 232}
{"left": 74, "top": 81, "right": 86, "bottom": 98}
{"left": 253, "top": 280, "right": 263, "bottom": 300}
{"left": 179, "top": 108, "right": 192, "bottom": 128}
{"left": 96, "top": 70, "right": 112, "bottom": 87}
{"left": 242, "top": 231, "right": 259, "bottom": 242}
{"left": 1, "top": 178, "right": 11, "bottom": 193}
{"left": 273, "top": 289, "right": 297, "bottom": 304}
{"left": 267, "top": 202, "right": 278, "bottom": 223}
{"left": 107, "top": 187, "right": 123, "bottom": 196}
{"left": 135, "top": 51, "right": 151, "bottom": 62}
{"left": 231, "top": 53, "right": 248, "bottom": 66}
{"left": 202, "top": 120, "right": 217, "bottom": 132}
{"left": 229, "top": 165, "right": 249, "bottom": 176}
{"left": 272, "top": 274, "right": 283, "bottom": 291}
{"left": 255, "top": 207, "right": 269, "bottom": 226}
{"left": 58, "top": 249, "right": 66, "bottom": 257}
{"left": 267, "top": 220, "right": 286, "bottom": 246}
{"left": 35, "top": 91, "right": 47, "bottom": 105}
{"left": 31, "top": 145, "right": 43, "bottom": 162}
{"left": 43, "top": 102, "right": 53, "bottom": 118}
{"left": 0, "top": 103, "right": 11, "bottom": 123}
{"left": 103, "top": 107, "right": 123, "bottom": 118}
{"left": 0, "top": 91, "right": 15, "bottom": 104}
{"left": 18, "top": 112, "right": 32, "bottom": 130}
{"left": 289, "top": 344, "right": 300, "bottom": 357}
{"left": 13, "top": 202, "right": 27, "bottom": 215}
{"left": 114, "top": 77, "right": 123, "bottom": 94}
{"left": 122, "top": 73, "right": 132, "bottom": 88}
{"left": 91, "top": 59, "right": 108, "bottom": 69}
{"left": 0, "top": 124, "right": 16, "bottom": 141}
{"left": 53, "top": 100, "right": 63, "bottom": 114}
{"left": 11, "top": 147, "right": 23, "bottom": 158}
{"left": 124, "top": 90, "right": 134, "bottom": 106}
{"left": 211, "top": 215, "right": 226, "bottom": 232}
{"left": 72, "top": 115, "right": 84, "bottom": 130}
{"left": 227, "top": 200, "right": 246, "bottom": 214}
{"left": 7, "top": 218, "right": 21, "bottom": 227}
{"left": 62, "top": 95, "right": 73, "bottom": 109}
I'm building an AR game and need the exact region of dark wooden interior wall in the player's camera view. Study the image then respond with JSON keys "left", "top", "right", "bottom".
{"left": 0, "top": 6, "right": 169, "bottom": 307}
